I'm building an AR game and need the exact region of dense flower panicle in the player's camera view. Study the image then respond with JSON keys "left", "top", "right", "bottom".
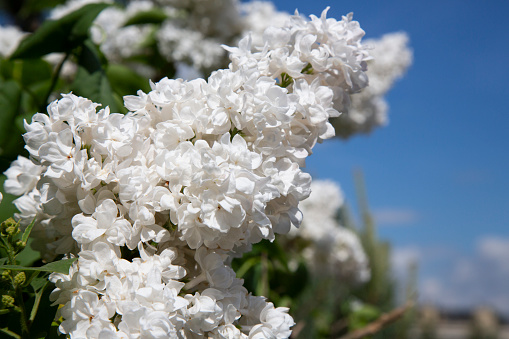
{"left": 5, "top": 7, "right": 371, "bottom": 338}
{"left": 293, "top": 180, "right": 370, "bottom": 284}
{"left": 331, "top": 32, "right": 412, "bottom": 138}
{"left": 225, "top": 8, "right": 370, "bottom": 116}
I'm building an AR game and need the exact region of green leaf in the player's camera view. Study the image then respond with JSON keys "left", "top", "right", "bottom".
{"left": 21, "top": 219, "right": 36, "bottom": 245}
{"left": 10, "top": 3, "right": 110, "bottom": 59}
{"left": 72, "top": 67, "right": 125, "bottom": 113}
{"left": 0, "top": 258, "right": 77, "bottom": 274}
{"left": 123, "top": 10, "right": 168, "bottom": 26}
{"left": 71, "top": 40, "right": 126, "bottom": 113}
{"left": 106, "top": 64, "right": 151, "bottom": 97}
{"left": 30, "top": 276, "right": 47, "bottom": 292}
{"left": 20, "top": 59, "right": 52, "bottom": 88}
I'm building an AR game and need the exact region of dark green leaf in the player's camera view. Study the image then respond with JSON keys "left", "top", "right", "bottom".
{"left": 123, "top": 10, "right": 168, "bottom": 26}
{"left": 22, "top": 0, "right": 67, "bottom": 13}
{"left": 30, "top": 276, "right": 47, "bottom": 292}
{"left": 72, "top": 67, "right": 125, "bottom": 113}
{"left": 20, "top": 59, "right": 52, "bottom": 88}
{"left": 0, "top": 59, "right": 15, "bottom": 80}
{"left": 10, "top": 3, "right": 110, "bottom": 59}
{"left": 77, "top": 39, "right": 104, "bottom": 74}
{"left": 0, "top": 258, "right": 77, "bottom": 274}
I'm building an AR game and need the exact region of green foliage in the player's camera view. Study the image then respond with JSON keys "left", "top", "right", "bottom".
{"left": 0, "top": 217, "right": 71, "bottom": 338}
{"left": 0, "top": 258, "right": 77, "bottom": 275}
{"left": 10, "top": 3, "right": 111, "bottom": 59}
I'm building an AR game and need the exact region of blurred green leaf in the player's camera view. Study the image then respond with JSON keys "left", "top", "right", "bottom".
{"left": 0, "top": 59, "right": 15, "bottom": 80}
{"left": 22, "top": 0, "right": 67, "bottom": 13}
{"left": 20, "top": 59, "right": 52, "bottom": 88}
{"left": 123, "top": 9, "right": 167, "bottom": 26}
{"left": 106, "top": 64, "right": 151, "bottom": 97}
{"left": 349, "top": 303, "right": 381, "bottom": 331}
{"left": 0, "top": 80, "right": 22, "bottom": 148}
{"left": 10, "top": 3, "right": 110, "bottom": 59}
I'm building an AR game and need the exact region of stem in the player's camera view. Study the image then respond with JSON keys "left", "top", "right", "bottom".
{"left": 337, "top": 300, "right": 414, "bottom": 339}
{"left": 184, "top": 272, "right": 207, "bottom": 290}
{"left": 15, "top": 287, "right": 29, "bottom": 339}
{"left": 41, "top": 52, "right": 70, "bottom": 111}
{"left": 29, "top": 281, "right": 48, "bottom": 323}
{"left": 1, "top": 237, "right": 17, "bottom": 265}
{"left": 256, "top": 252, "right": 269, "bottom": 297}
{"left": 0, "top": 328, "right": 21, "bottom": 339}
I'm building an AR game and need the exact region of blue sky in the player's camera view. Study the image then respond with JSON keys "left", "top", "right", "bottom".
{"left": 273, "top": 0, "right": 509, "bottom": 313}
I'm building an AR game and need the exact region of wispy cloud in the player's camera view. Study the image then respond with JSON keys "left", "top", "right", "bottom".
{"left": 372, "top": 207, "right": 419, "bottom": 226}
{"left": 416, "top": 235, "right": 509, "bottom": 316}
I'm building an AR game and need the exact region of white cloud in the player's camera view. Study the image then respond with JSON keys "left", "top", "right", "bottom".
{"left": 372, "top": 207, "right": 419, "bottom": 226}
{"left": 417, "top": 235, "right": 509, "bottom": 316}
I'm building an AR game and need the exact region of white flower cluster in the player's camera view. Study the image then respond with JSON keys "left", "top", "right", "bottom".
{"left": 294, "top": 180, "right": 370, "bottom": 284}
{"left": 4, "top": 8, "right": 370, "bottom": 338}
{"left": 331, "top": 32, "right": 412, "bottom": 138}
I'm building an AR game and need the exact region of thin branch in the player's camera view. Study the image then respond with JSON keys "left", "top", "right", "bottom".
{"left": 337, "top": 300, "right": 414, "bottom": 339}
{"left": 29, "top": 280, "right": 49, "bottom": 323}
{"left": 41, "top": 52, "right": 70, "bottom": 112}
{"left": 0, "top": 327, "right": 21, "bottom": 339}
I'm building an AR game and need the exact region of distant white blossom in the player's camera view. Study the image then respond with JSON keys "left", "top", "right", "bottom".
{"left": 0, "top": 25, "right": 26, "bottom": 58}
{"left": 295, "top": 180, "right": 370, "bottom": 284}
{"left": 332, "top": 32, "right": 412, "bottom": 138}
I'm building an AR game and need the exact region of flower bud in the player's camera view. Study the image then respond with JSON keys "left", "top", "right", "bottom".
{"left": 2, "top": 295, "right": 15, "bottom": 308}
{"left": 0, "top": 218, "right": 17, "bottom": 236}
{"left": 1, "top": 270, "right": 11, "bottom": 281}
{"left": 13, "top": 272, "right": 25, "bottom": 286}
{"left": 14, "top": 240, "right": 25, "bottom": 252}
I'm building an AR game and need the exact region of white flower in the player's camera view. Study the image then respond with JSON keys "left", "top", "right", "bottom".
{"left": 4, "top": 156, "right": 43, "bottom": 196}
